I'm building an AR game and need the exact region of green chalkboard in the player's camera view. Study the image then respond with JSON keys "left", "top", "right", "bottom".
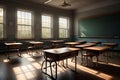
{"left": 79, "top": 14, "right": 120, "bottom": 38}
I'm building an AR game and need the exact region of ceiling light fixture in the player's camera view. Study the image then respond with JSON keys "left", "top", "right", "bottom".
{"left": 61, "top": 0, "right": 71, "bottom": 7}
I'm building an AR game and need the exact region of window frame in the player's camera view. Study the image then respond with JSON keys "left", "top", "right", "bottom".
{"left": 59, "top": 16, "right": 70, "bottom": 38}
{"left": 41, "top": 13, "right": 53, "bottom": 39}
{"left": 16, "top": 9, "right": 34, "bottom": 39}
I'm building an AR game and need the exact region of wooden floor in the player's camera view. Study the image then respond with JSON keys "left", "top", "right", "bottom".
{"left": 0, "top": 50, "right": 120, "bottom": 80}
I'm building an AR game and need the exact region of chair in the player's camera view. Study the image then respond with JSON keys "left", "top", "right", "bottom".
{"left": 23, "top": 41, "right": 43, "bottom": 56}
{"left": 81, "top": 50, "right": 99, "bottom": 67}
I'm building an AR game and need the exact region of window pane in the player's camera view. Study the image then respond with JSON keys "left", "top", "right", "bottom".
{"left": 0, "top": 8, "right": 3, "bottom": 16}
{"left": 17, "top": 10, "right": 32, "bottom": 39}
{"left": 41, "top": 14, "right": 52, "bottom": 38}
{"left": 42, "top": 28, "right": 51, "bottom": 38}
{"left": 0, "top": 16, "right": 3, "bottom": 23}
{"left": 17, "top": 25, "right": 32, "bottom": 39}
{"left": 59, "top": 29, "right": 68, "bottom": 38}
{"left": 0, "top": 8, "right": 3, "bottom": 39}
{"left": 59, "top": 18, "right": 68, "bottom": 28}
{"left": 0, "top": 24, "right": 3, "bottom": 38}
{"left": 59, "top": 17, "right": 69, "bottom": 38}
{"left": 42, "top": 15, "right": 51, "bottom": 27}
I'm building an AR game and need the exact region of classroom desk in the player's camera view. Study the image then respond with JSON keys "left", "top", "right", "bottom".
{"left": 75, "top": 42, "right": 97, "bottom": 49}
{"left": 102, "top": 43, "right": 118, "bottom": 56}
{"left": 89, "top": 41, "right": 101, "bottom": 44}
{"left": 42, "top": 47, "right": 80, "bottom": 79}
{"left": 77, "top": 40, "right": 86, "bottom": 44}
{"left": 27, "top": 41, "right": 43, "bottom": 55}
{"left": 50, "top": 40, "right": 64, "bottom": 48}
{"left": 65, "top": 41, "right": 82, "bottom": 47}
{"left": 102, "top": 43, "right": 117, "bottom": 48}
{"left": 4, "top": 42, "right": 23, "bottom": 59}
{"left": 83, "top": 46, "right": 110, "bottom": 65}
{"left": 75, "top": 42, "right": 98, "bottom": 65}
{"left": 29, "top": 41, "right": 43, "bottom": 47}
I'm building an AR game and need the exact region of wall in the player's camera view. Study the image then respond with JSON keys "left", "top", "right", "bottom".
{"left": 74, "top": 2, "right": 120, "bottom": 50}
{"left": 0, "top": 0, "right": 75, "bottom": 41}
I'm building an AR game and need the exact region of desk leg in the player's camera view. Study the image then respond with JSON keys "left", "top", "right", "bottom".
{"left": 96, "top": 56, "right": 98, "bottom": 67}
{"left": 50, "top": 62, "right": 53, "bottom": 77}
{"left": 75, "top": 56, "right": 77, "bottom": 71}
{"left": 45, "top": 59, "right": 47, "bottom": 73}
{"left": 66, "top": 59, "right": 68, "bottom": 68}
{"left": 55, "top": 61, "right": 57, "bottom": 79}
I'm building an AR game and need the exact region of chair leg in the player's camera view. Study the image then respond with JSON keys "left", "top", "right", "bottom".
{"left": 55, "top": 61, "right": 57, "bottom": 79}
{"left": 96, "top": 56, "right": 98, "bottom": 67}
{"left": 41, "top": 60, "right": 45, "bottom": 72}
{"left": 50, "top": 62, "right": 53, "bottom": 77}
{"left": 66, "top": 59, "right": 68, "bottom": 68}
{"left": 90, "top": 56, "right": 94, "bottom": 67}
{"left": 71, "top": 57, "right": 74, "bottom": 62}
{"left": 81, "top": 55, "right": 84, "bottom": 64}
{"left": 86, "top": 57, "right": 89, "bottom": 66}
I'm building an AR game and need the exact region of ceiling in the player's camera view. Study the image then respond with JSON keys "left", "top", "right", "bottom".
{"left": 23, "top": 0, "right": 120, "bottom": 11}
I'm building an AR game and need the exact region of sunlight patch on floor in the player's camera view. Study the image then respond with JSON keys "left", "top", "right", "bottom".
{"left": 69, "top": 61, "right": 113, "bottom": 80}
{"left": 108, "top": 63, "right": 120, "bottom": 67}
{"left": 32, "top": 62, "right": 41, "bottom": 69}
{"left": 25, "top": 72, "right": 35, "bottom": 79}
{"left": 16, "top": 74, "right": 26, "bottom": 80}
{"left": 3, "top": 59, "right": 9, "bottom": 63}
{"left": 21, "top": 66, "right": 30, "bottom": 72}
{"left": 27, "top": 64, "right": 35, "bottom": 70}
{"left": 13, "top": 67, "right": 23, "bottom": 74}
{"left": 22, "top": 54, "right": 31, "bottom": 58}
{"left": 12, "top": 65, "right": 37, "bottom": 80}
{"left": 27, "top": 57, "right": 35, "bottom": 61}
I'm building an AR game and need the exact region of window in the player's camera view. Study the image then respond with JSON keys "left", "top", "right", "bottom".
{"left": 0, "top": 7, "right": 4, "bottom": 39}
{"left": 17, "top": 9, "right": 33, "bottom": 39}
{"left": 59, "top": 17, "right": 69, "bottom": 38}
{"left": 41, "top": 14, "right": 53, "bottom": 38}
